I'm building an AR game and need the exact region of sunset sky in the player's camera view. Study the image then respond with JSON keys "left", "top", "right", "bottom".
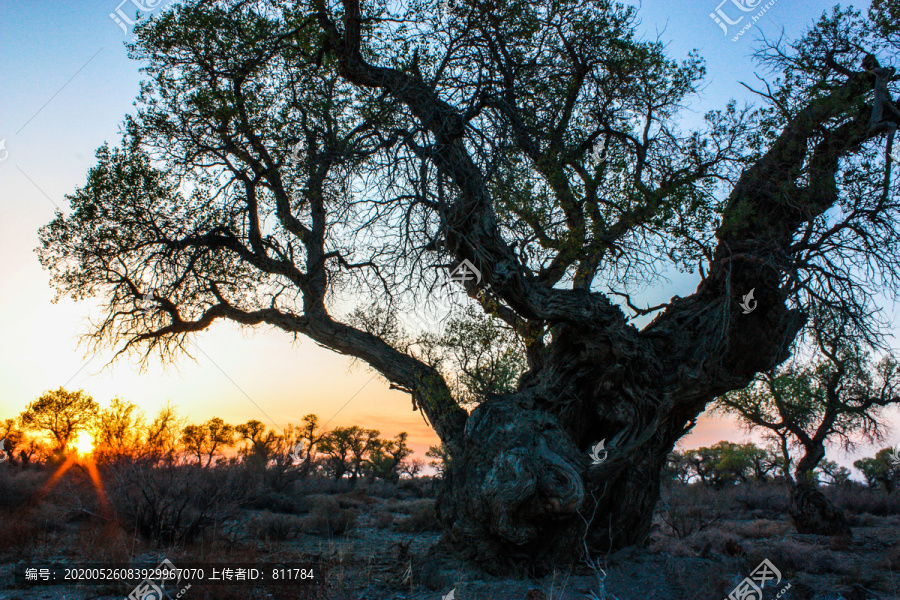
{"left": 1, "top": 0, "right": 896, "bottom": 469}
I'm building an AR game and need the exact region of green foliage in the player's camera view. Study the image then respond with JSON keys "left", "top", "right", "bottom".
{"left": 854, "top": 448, "right": 900, "bottom": 493}
{"left": 426, "top": 443, "right": 451, "bottom": 477}
{"left": 816, "top": 459, "right": 852, "bottom": 487}
{"left": 674, "top": 441, "right": 776, "bottom": 487}
{"left": 419, "top": 306, "right": 526, "bottom": 406}
{"left": 369, "top": 432, "right": 414, "bottom": 483}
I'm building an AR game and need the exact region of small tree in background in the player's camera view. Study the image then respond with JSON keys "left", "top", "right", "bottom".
{"left": 19, "top": 388, "right": 99, "bottom": 455}
{"left": 718, "top": 312, "right": 900, "bottom": 535}
{"left": 681, "top": 442, "right": 774, "bottom": 487}
{"left": 816, "top": 460, "right": 852, "bottom": 487}
{"left": 144, "top": 403, "right": 185, "bottom": 462}
{"left": 180, "top": 417, "right": 235, "bottom": 467}
{"left": 854, "top": 448, "right": 900, "bottom": 493}
{"left": 347, "top": 427, "right": 381, "bottom": 484}
{"left": 427, "top": 444, "right": 451, "bottom": 478}
{"left": 319, "top": 426, "right": 355, "bottom": 481}
{"left": 402, "top": 457, "right": 426, "bottom": 478}
{"left": 296, "top": 414, "right": 325, "bottom": 478}
{"left": 95, "top": 398, "right": 146, "bottom": 461}
{"left": 236, "top": 420, "right": 281, "bottom": 469}
{"left": 663, "top": 450, "right": 693, "bottom": 484}
{"left": 369, "top": 432, "right": 414, "bottom": 483}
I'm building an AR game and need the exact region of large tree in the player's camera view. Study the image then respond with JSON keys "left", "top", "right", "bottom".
{"left": 37, "top": 0, "right": 900, "bottom": 569}
{"left": 718, "top": 312, "right": 900, "bottom": 535}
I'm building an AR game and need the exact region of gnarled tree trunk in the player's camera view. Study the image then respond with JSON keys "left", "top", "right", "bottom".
{"left": 434, "top": 286, "right": 805, "bottom": 570}
{"left": 790, "top": 453, "right": 851, "bottom": 536}
{"left": 789, "top": 482, "right": 851, "bottom": 536}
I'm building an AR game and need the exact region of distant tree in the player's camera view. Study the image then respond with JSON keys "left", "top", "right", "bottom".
{"left": 180, "top": 417, "right": 235, "bottom": 467}
{"left": 19, "top": 388, "right": 99, "bottom": 454}
{"left": 816, "top": 460, "right": 852, "bottom": 487}
{"left": 236, "top": 419, "right": 281, "bottom": 469}
{"left": 95, "top": 398, "right": 146, "bottom": 460}
{"left": 747, "top": 445, "right": 780, "bottom": 482}
{"left": 663, "top": 450, "right": 693, "bottom": 484}
{"left": 258, "top": 422, "right": 306, "bottom": 491}
{"left": 718, "top": 313, "right": 900, "bottom": 535}
{"left": 682, "top": 442, "right": 770, "bottom": 488}
{"left": 346, "top": 426, "right": 380, "bottom": 483}
{"left": 319, "top": 426, "right": 356, "bottom": 481}
{"left": 426, "top": 444, "right": 451, "bottom": 478}
{"left": 296, "top": 414, "right": 325, "bottom": 478}
{"left": 144, "top": 403, "right": 185, "bottom": 462}
{"left": 401, "top": 457, "right": 426, "bottom": 478}
{"left": 369, "top": 432, "right": 414, "bottom": 482}
{"left": 854, "top": 448, "right": 900, "bottom": 493}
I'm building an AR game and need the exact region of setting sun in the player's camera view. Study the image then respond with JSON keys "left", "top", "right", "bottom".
{"left": 73, "top": 431, "right": 95, "bottom": 457}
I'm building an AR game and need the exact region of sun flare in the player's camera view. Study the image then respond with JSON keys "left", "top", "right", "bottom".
{"left": 73, "top": 431, "right": 95, "bottom": 457}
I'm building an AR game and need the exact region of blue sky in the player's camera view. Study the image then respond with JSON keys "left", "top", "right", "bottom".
{"left": 1, "top": 0, "right": 896, "bottom": 470}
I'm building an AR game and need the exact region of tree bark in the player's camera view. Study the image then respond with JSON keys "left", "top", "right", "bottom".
{"left": 790, "top": 451, "right": 851, "bottom": 536}
{"left": 434, "top": 298, "right": 804, "bottom": 570}
{"left": 789, "top": 481, "right": 851, "bottom": 536}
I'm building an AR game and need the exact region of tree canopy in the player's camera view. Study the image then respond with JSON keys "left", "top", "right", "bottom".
{"left": 35, "top": 0, "right": 900, "bottom": 563}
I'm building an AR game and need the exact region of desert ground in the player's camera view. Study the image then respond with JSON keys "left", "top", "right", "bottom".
{"left": 1, "top": 463, "right": 898, "bottom": 600}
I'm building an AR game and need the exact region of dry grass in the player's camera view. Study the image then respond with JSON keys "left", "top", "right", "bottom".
{"left": 2, "top": 466, "right": 899, "bottom": 600}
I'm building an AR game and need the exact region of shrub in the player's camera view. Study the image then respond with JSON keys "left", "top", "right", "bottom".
{"left": 0, "top": 469, "right": 47, "bottom": 510}
{"left": 0, "top": 503, "right": 67, "bottom": 559}
{"left": 730, "top": 482, "right": 790, "bottom": 516}
{"left": 245, "top": 491, "right": 309, "bottom": 515}
{"left": 735, "top": 519, "right": 788, "bottom": 539}
{"left": 657, "top": 485, "right": 726, "bottom": 539}
{"left": 372, "top": 511, "right": 394, "bottom": 529}
{"left": 106, "top": 460, "right": 252, "bottom": 543}
{"left": 302, "top": 496, "right": 359, "bottom": 535}
{"left": 249, "top": 511, "right": 303, "bottom": 541}
{"left": 832, "top": 486, "right": 900, "bottom": 516}
{"left": 393, "top": 499, "right": 439, "bottom": 533}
